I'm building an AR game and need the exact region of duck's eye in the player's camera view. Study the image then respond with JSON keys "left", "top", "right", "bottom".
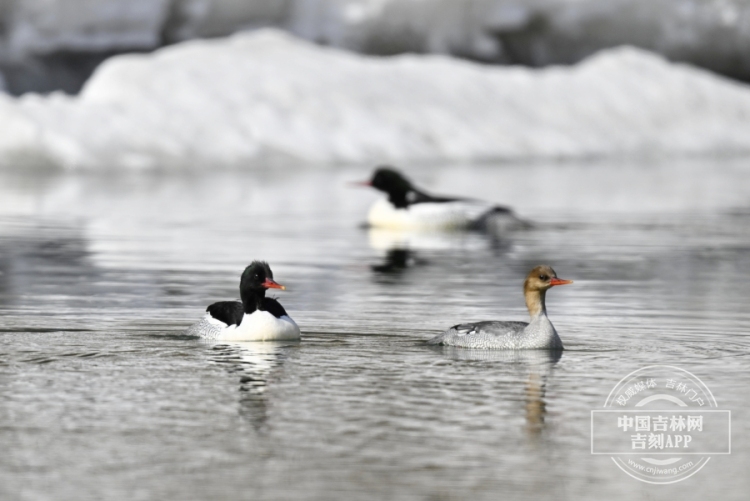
{"left": 539, "top": 274, "right": 548, "bottom": 281}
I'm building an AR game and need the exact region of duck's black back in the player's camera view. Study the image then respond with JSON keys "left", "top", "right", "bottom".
{"left": 206, "top": 301, "right": 244, "bottom": 326}
{"left": 207, "top": 297, "right": 288, "bottom": 326}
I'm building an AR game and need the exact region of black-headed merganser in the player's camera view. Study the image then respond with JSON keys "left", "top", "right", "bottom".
{"left": 428, "top": 265, "right": 572, "bottom": 350}
{"left": 186, "top": 261, "right": 300, "bottom": 341}
{"left": 356, "top": 167, "right": 530, "bottom": 231}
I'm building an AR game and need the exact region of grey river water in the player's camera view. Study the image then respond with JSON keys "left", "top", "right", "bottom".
{"left": 0, "top": 159, "right": 749, "bottom": 500}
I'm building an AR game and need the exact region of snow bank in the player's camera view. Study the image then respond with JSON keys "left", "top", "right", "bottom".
{"left": 3, "top": 29, "right": 750, "bottom": 169}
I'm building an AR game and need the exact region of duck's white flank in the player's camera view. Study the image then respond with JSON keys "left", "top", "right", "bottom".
{"left": 367, "top": 198, "right": 492, "bottom": 230}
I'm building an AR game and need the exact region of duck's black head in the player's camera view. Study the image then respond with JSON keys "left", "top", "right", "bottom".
{"left": 239, "top": 261, "right": 285, "bottom": 306}
{"left": 369, "top": 167, "right": 413, "bottom": 196}
{"left": 363, "top": 166, "right": 423, "bottom": 209}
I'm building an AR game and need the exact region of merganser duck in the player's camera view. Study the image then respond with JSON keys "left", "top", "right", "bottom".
{"left": 428, "top": 265, "right": 572, "bottom": 350}
{"left": 356, "top": 167, "right": 530, "bottom": 231}
{"left": 186, "top": 261, "right": 300, "bottom": 341}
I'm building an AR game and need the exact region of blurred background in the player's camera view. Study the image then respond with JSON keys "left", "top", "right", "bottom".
{"left": 1, "top": 1, "right": 749, "bottom": 500}
{"left": 1, "top": 0, "right": 750, "bottom": 169}
{"left": 2, "top": 0, "right": 750, "bottom": 95}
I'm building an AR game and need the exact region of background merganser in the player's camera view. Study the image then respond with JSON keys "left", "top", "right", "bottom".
{"left": 186, "top": 261, "right": 300, "bottom": 341}
{"left": 356, "top": 167, "right": 530, "bottom": 231}
{"left": 428, "top": 265, "right": 572, "bottom": 350}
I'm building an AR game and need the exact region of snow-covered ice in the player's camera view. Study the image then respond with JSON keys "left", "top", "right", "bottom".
{"left": 2, "top": 29, "right": 750, "bottom": 169}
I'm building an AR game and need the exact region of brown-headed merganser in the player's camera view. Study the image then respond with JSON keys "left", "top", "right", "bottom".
{"left": 428, "top": 265, "right": 572, "bottom": 349}
{"left": 186, "top": 261, "right": 300, "bottom": 341}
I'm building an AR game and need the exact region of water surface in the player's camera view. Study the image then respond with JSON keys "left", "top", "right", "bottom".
{"left": 0, "top": 159, "right": 748, "bottom": 500}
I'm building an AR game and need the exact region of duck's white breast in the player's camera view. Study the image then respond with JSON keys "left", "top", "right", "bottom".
{"left": 217, "top": 311, "right": 300, "bottom": 341}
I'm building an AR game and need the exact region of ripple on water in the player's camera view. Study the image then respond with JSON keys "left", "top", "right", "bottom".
{"left": 0, "top": 162, "right": 749, "bottom": 500}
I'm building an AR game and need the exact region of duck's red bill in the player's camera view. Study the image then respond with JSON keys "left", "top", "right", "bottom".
{"left": 349, "top": 181, "right": 372, "bottom": 187}
{"left": 262, "top": 278, "right": 286, "bottom": 290}
{"left": 550, "top": 278, "right": 573, "bottom": 286}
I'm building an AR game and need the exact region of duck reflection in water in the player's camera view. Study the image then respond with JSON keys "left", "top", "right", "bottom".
{"left": 366, "top": 226, "right": 491, "bottom": 277}
{"left": 430, "top": 347, "right": 561, "bottom": 438}
{"left": 370, "top": 248, "right": 424, "bottom": 274}
{"left": 207, "top": 340, "right": 297, "bottom": 432}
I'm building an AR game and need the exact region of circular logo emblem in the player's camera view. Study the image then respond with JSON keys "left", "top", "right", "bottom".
{"left": 591, "top": 365, "right": 730, "bottom": 484}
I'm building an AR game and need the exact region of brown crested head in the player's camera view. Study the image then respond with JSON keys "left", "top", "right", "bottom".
{"left": 523, "top": 265, "right": 573, "bottom": 292}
